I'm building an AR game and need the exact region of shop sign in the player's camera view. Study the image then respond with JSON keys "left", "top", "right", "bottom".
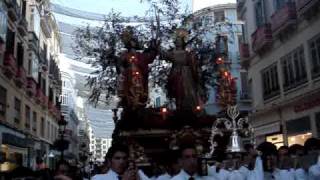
{"left": 2, "top": 133, "right": 33, "bottom": 148}
{"left": 294, "top": 96, "right": 320, "bottom": 113}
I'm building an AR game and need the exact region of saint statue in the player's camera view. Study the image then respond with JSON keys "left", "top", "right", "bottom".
{"left": 164, "top": 28, "right": 204, "bottom": 111}
{"left": 117, "top": 26, "right": 158, "bottom": 109}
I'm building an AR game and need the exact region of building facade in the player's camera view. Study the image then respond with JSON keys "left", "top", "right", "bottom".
{"left": 238, "top": 0, "right": 320, "bottom": 146}
{"left": 0, "top": 0, "right": 62, "bottom": 171}
{"left": 193, "top": 3, "right": 252, "bottom": 115}
{"left": 88, "top": 126, "right": 112, "bottom": 163}
{"left": 60, "top": 71, "right": 79, "bottom": 161}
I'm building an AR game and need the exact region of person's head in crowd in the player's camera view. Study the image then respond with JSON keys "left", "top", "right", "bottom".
{"left": 165, "top": 150, "right": 180, "bottom": 176}
{"left": 257, "top": 142, "right": 277, "bottom": 171}
{"left": 55, "top": 160, "right": 70, "bottom": 176}
{"left": 105, "top": 143, "right": 129, "bottom": 175}
{"left": 289, "top": 144, "right": 304, "bottom": 157}
{"left": 278, "top": 146, "right": 289, "bottom": 158}
{"left": 178, "top": 144, "right": 198, "bottom": 176}
{"left": 304, "top": 138, "right": 320, "bottom": 154}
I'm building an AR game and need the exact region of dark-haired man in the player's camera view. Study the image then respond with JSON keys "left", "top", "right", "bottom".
{"left": 92, "top": 144, "right": 149, "bottom": 180}
{"left": 171, "top": 145, "right": 210, "bottom": 180}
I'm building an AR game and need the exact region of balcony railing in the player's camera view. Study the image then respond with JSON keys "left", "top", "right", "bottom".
{"left": 17, "top": 17, "right": 28, "bottom": 37}
{"left": 239, "top": 43, "right": 250, "bottom": 59}
{"left": 26, "top": 77, "right": 37, "bottom": 96}
{"left": 2, "top": 52, "right": 17, "bottom": 79}
{"left": 40, "top": 15, "right": 52, "bottom": 38}
{"left": 296, "top": 0, "right": 319, "bottom": 17}
{"left": 271, "top": 2, "right": 297, "bottom": 36}
{"left": 15, "top": 66, "right": 27, "bottom": 88}
{"left": 251, "top": 24, "right": 272, "bottom": 53}
{"left": 5, "top": 0, "right": 20, "bottom": 22}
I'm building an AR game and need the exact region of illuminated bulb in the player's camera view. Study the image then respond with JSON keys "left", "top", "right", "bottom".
{"left": 196, "top": 105, "right": 201, "bottom": 111}
{"left": 161, "top": 107, "right": 167, "bottom": 113}
{"left": 224, "top": 71, "right": 229, "bottom": 77}
{"left": 291, "top": 137, "right": 295, "bottom": 141}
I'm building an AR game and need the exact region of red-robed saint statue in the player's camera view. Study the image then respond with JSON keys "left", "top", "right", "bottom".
{"left": 117, "top": 27, "right": 158, "bottom": 109}
{"left": 164, "top": 28, "right": 204, "bottom": 110}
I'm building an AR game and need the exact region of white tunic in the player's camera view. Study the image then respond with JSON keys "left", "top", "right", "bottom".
{"left": 92, "top": 169, "right": 150, "bottom": 180}
{"left": 308, "top": 161, "right": 320, "bottom": 180}
{"left": 156, "top": 173, "right": 172, "bottom": 180}
{"left": 171, "top": 170, "right": 202, "bottom": 180}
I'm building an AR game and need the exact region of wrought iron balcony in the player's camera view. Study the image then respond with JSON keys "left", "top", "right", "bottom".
{"left": 251, "top": 24, "right": 272, "bottom": 53}
{"left": 2, "top": 52, "right": 17, "bottom": 79}
{"left": 40, "top": 15, "right": 52, "bottom": 38}
{"left": 26, "top": 77, "right": 37, "bottom": 96}
{"left": 5, "top": 0, "right": 20, "bottom": 22}
{"left": 239, "top": 43, "right": 250, "bottom": 59}
{"left": 271, "top": 2, "right": 297, "bottom": 36}
{"left": 296, "top": 0, "right": 319, "bottom": 17}
{"left": 17, "top": 17, "right": 28, "bottom": 37}
{"left": 15, "top": 66, "right": 27, "bottom": 88}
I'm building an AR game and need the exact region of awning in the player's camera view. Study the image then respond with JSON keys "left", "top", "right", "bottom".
{"left": 254, "top": 122, "right": 281, "bottom": 136}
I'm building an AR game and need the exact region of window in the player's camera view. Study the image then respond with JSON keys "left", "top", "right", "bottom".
{"left": 281, "top": 46, "right": 307, "bottom": 91}
{"left": 5, "top": 28, "right": 15, "bottom": 54}
{"left": 32, "top": 111, "right": 37, "bottom": 134}
{"left": 0, "top": 86, "right": 6, "bottom": 117}
{"left": 0, "top": 3, "right": 7, "bottom": 40}
{"left": 31, "top": 7, "right": 41, "bottom": 39}
{"left": 255, "top": 0, "right": 266, "bottom": 28}
{"left": 309, "top": 34, "right": 320, "bottom": 78}
{"left": 25, "top": 105, "right": 31, "bottom": 129}
{"left": 214, "top": 10, "right": 225, "bottom": 22}
{"left": 155, "top": 97, "right": 161, "bottom": 108}
{"left": 103, "top": 145, "right": 106, "bottom": 149}
{"left": 17, "top": 43, "right": 24, "bottom": 67}
{"left": 31, "top": 56, "right": 39, "bottom": 81}
{"left": 41, "top": 117, "right": 45, "bottom": 137}
{"left": 273, "top": 0, "right": 287, "bottom": 11}
{"left": 261, "top": 63, "right": 280, "bottom": 100}
{"left": 14, "top": 98, "right": 21, "bottom": 124}
{"left": 240, "top": 72, "right": 251, "bottom": 99}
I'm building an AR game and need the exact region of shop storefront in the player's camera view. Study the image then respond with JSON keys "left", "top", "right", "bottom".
{"left": 0, "top": 126, "right": 33, "bottom": 172}
{"left": 286, "top": 116, "right": 313, "bottom": 146}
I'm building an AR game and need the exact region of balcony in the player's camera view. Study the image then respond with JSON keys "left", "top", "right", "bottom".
{"left": 296, "top": 0, "right": 319, "bottom": 17}
{"left": 271, "top": 3, "right": 297, "bottom": 36}
{"left": 15, "top": 67, "right": 27, "bottom": 88}
{"left": 251, "top": 24, "right": 272, "bottom": 53}
{"left": 5, "top": 0, "right": 20, "bottom": 22}
{"left": 28, "top": 32, "right": 39, "bottom": 52}
{"left": 35, "top": 88, "right": 44, "bottom": 104}
{"left": 17, "top": 17, "right": 28, "bottom": 37}
{"left": 2, "top": 52, "right": 17, "bottom": 79}
{"left": 239, "top": 43, "right": 250, "bottom": 59}
{"left": 26, "top": 77, "right": 37, "bottom": 96}
{"left": 40, "top": 15, "right": 52, "bottom": 38}
{"left": 48, "top": 101, "right": 54, "bottom": 114}
{"left": 41, "top": 95, "right": 48, "bottom": 108}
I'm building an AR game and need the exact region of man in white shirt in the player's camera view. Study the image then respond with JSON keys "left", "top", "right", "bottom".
{"left": 92, "top": 143, "right": 149, "bottom": 180}
{"left": 157, "top": 150, "right": 180, "bottom": 180}
{"left": 171, "top": 145, "right": 202, "bottom": 180}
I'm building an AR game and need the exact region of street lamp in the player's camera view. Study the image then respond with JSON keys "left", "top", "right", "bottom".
{"left": 57, "top": 115, "right": 68, "bottom": 161}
